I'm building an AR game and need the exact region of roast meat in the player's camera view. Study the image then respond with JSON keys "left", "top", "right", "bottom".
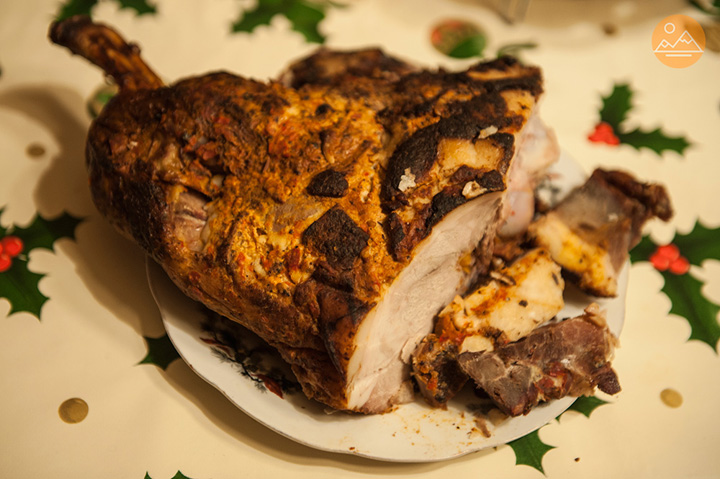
{"left": 50, "top": 16, "right": 558, "bottom": 413}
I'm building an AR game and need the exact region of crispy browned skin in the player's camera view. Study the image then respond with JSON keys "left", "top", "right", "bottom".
{"left": 50, "top": 16, "right": 545, "bottom": 411}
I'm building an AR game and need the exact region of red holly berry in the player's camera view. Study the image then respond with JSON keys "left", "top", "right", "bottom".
{"left": 650, "top": 243, "right": 690, "bottom": 275}
{"left": 0, "top": 253, "right": 11, "bottom": 273}
{"left": 650, "top": 252, "right": 671, "bottom": 271}
{"left": 655, "top": 243, "right": 680, "bottom": 261}
{"left": 668, "top": 256, "right": 690, "bottom": 275}
{"left": 1, "top": 236, "right": 23, "bottom": 257}
{"left": 588, "top": 122, "right": 620, "bottom": 145}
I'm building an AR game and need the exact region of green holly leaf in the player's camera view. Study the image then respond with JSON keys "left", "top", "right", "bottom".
{"left": 507, "top": 428, "right": 555, "bottom": 475}
{"left": 689, "top": 0, "right": 720, "bottom": 17}
{"left": 670, "top": 221, "right": 720, "bottom": 266}
{"left": 56, "top": 0, "right": 98, "bottom": 19}
{"left": 594, "top": 83, "right": 692, "bottom": 157}
{"left": 599, "top": 83, "right": 633, "bottom": 130}
{"left": 55, "top": 0, "right": 157, "bottom": 20}
{"left": 139, "top": 333, "right": 181, "bottom": 370}
{"left": 447, "top": 34, "right": 487, "bottom": 59}
{"left": 8, "top": 212, "right": 83, "bottom": 253}
{"left": 566, "top": 396, "right": 609, "bottom": 418}
{"left": 0, "top": 258, "right": 48, "bottom": 318}
{"left": 117, "top": 0, "right": 157, "bottom": 15}
{"left": 0, "top": 209, "right": 83, "bottom": 319}
{"left": 232, "top": 0, "right": 333, "bottom": 44}
{"left": 662, "top": 271, "right": 720, "bottom": 352}
{"left": 285, "top": 0, "right": 327, "bottom": 44}
{"left": 144, "top": 472, "right": 193, "bottom": 479}
{"left": 616, "top": 127, "right": 691, "bottom": 156}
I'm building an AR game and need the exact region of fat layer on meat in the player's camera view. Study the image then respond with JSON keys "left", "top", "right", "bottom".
{"left": 51, "top": 16, "right": 557, "bottom": 413}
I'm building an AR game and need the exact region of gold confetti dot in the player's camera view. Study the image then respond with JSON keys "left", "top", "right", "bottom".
{"left": 26, "top": 143, "right": 46, "bottom": 158}
{"left": 660, "top": 388, "right": 683, "bottom": 408}
{"left": 602, "top": 23, "right": 618, "bottom": 36}
{"left": 58, "top": 398, "right": 89, "bottom": 424}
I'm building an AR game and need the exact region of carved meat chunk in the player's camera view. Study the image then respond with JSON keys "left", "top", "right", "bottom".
{"left": 458, "top": 304, "right": 620, "bottom": 417}
{"left": 529, "top": 169, "right": 672, "bottom": 297}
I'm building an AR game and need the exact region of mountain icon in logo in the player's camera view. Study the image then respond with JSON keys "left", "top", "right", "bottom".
{"left": 652, "top": 15, "right": 705, "bottom": 68}
{"left": 654, "top": 30, "right": 704, "bottom": 55}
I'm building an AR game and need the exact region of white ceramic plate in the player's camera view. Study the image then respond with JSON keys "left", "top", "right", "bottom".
{"left": 146, "top": 151, "right": 627, "bottom": 462}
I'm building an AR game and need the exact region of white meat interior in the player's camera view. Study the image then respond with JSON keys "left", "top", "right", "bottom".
{"left": 346, "top": 113, "right": 559, "bottom": 413}
{"left": 346, "top": 192, "right": 503, "bottom": 412}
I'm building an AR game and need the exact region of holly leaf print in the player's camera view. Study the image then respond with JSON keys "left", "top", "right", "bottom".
{"left": 56, "top": 0, "right": 157, "bottom": 20}
{"left": 630, "top": 223, "right": 720, "bottom": 353}
{"left": 144, "top": 472, "right": 193, "bottom": 479}
{"left": 616, "top": 127, "right": 691, "bottom": 156}
{"left": 670, "top": 221, "right": 720, "bottom": 266}
{"left": 232, "top": 0, "right": 335, "bottom": 44}
{"left": 56, "top": 0, "right": 98, "bottom": 19}
{"left": 566, "top": 396, "right": 609, "bottom": 418}
{"left": 447, "top": 34, "right": 487, "bottom": 59}
{"left": 116, "top": 0, "right": 157, "bottom": 16}
{"left": 8, "top": 211, "right": 83, "bottom": 253}
{"left": 662, "top": 271, "right": 720, "bottom": 351}
{"left": 507, "top": 428, "right": 555, "bottom": 475}
{"left": 590, "top": 83, "right": 692, "bottom": 156}
{"left": 139, "top": 333, "right": 181, "bottom": 370}
{"left": 0, "top": 257, "right": 48, "bottom": 318}
{"left": 689, "top": 0, "right": 720, "bottom": 17}
{"left": 599, "top": 83, "right": 633, "bottom": 129}
{"left": 0, "top": 209, "right": 83, "bottom": 319}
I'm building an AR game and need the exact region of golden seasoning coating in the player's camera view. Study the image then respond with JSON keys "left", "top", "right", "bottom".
{"left": 51, "top": 16, "right": 547, "bottom": 412}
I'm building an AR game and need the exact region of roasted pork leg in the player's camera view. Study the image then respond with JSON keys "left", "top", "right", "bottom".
{"left": 51, "top": 16, "right": 559, "bottom": 413}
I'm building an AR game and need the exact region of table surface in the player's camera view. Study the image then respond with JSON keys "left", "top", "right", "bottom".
{"left": 1, "top": 0, "right": 719, "bottom": 478}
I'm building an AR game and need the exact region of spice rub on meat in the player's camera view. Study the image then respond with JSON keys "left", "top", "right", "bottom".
{"left": 50, "top": 16, "right": 560, "bottom": 413}
{"left": 51, "top": 16, "right": 671, "bottom": 417}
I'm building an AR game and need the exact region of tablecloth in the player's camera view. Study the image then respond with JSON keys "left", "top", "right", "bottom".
{"left": 1, "top": 0, "right": 719, "bottom": 477}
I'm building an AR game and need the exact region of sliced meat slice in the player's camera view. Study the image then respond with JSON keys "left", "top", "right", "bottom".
{"left": 458, "top": 303, "right": 620, "bottom": 417}
{"left": 447, "top": 247, "right": 565, "bottom": 354}
{"left": 412, "top": 248, "right": 564, "bottom": 407}
{"left": 528, "top": 168, "right": 672, "bottom": 297}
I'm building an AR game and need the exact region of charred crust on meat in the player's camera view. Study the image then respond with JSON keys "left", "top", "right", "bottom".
{"left": 314, "top": 103, "right": 333, "bottom": 116}
{"left": 302, "top": 206, "right": 370, "bottom": 269}
{"left": 285, "top": 48, "right": 416, "bottom": 89}
{"left": 306, "top": 168, "right": 349, "bottom": 197}
{"left": 385, "top": 169, "right": 506, "bottom": 261}
{"left": 595, "top": 169, "right": 673, "bottom": 222}
{"left": 311, "top": 260, "right": 356, "bottom": 292}
{"left": 426, "top": 187, "right": 468, "bottom": 229}
{"left": 383, "top": 116, "right": 492, "bottom": 202}
{"left": 411, "top": 335, "right": 468, "bottom": 407}
{"left": 316, "top": 286, "right": 371, "bottom": 376}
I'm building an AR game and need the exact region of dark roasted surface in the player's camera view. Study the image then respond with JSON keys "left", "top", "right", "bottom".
{"left": 50, "top": 16, "right": 545, "bottom": 411}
